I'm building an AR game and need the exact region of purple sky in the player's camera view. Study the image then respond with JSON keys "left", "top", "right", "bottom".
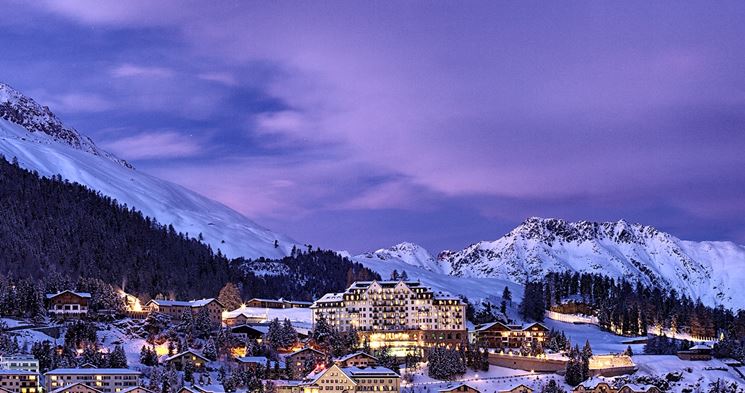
{"left": 2, "top": 1, "right": 745, "bottom": 253}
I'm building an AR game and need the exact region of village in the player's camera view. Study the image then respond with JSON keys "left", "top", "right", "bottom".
{"left": 0, "top": 279, "right": 740, "bottom": 393}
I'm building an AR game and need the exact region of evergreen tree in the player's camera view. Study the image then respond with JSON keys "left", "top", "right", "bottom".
{"left": 109, "top": 345, "right": 128, "bottom": 368}
{"left": 502, "top": 286, "right": 512, "bottom": 306}
{"left": 203, "top": 337, "right": 218, "bottom": 361}
{"left": 218, "top": 283, "right": 243, "bottom": 311}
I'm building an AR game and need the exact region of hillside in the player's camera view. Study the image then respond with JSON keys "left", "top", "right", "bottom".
{"left": 0, "top": 82, "right": 299, "bottom": 260}
{"left": 0, "top": 155, "right": 378, "bottom": 302}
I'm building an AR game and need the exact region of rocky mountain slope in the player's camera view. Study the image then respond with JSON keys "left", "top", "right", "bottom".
{"left": 355, "top": 218, "right": 745, "bottom": 309}
{"left": 0, "top": 82, "right": 299, "bottom": 259}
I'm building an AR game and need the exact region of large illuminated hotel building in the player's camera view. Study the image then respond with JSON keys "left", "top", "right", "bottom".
{"left": 311, "top": 280, "right": 466, "bottom": 356}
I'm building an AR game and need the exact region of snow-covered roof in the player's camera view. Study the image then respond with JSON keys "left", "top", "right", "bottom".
{"left": 149, "top": 298, "right": 221, "bottom": 308}
{"left": 45, "top": 368, "right": 140, "bottom": 375}
{"left": 438, "top": 383, "right": 479, "bottom": 392}
{"left": 45, "top": 290, "right": 92, "bottom": 299}
{"left": 313, "top": 293, "right": 344, "bottom": 303}
{"left": 287, "top": 347, "right": 324, "bottom": 357}
{"left": 333, "top": 352, "right": 378, "bottom": 362}
{"left": 340, "top": 366, "right": 399, "bottom": 378}
{"left": 689, "top": 344, "right": 712, "bottom": 351}
{"left": 236, "top": 356, "right": 285, "bottom": 367}
{"left": 620, "top": 383, "right": 658, "bottom": 392}
{"left": 230, "top": 324, "right": 269, "bottom": 334}
{"left": 164, "top": 350, "right": 209, "bottom": 362}
{"left": 222, "top": 307, "right": 267, "bottom": 319}
{"left": 49, "top": 382, "right": 102, "bottom": 393}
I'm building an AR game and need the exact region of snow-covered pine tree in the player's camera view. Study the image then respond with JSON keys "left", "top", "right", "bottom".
{"left": 203, "top": 338, "right": 218, "bottom": 361}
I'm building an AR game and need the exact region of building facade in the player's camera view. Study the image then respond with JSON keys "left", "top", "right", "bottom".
{"left": 301, "top": 365, "right": 399, "bottom": 393}
{"left": 0, "top": 356, "right": 39, "bottom": 373}
{"left": 473, "top": 322, "right": 548, "bottom": 349}
{"left": 45, "top": 369, "right": 140, "bottom": 393}
{"left": 221, "top": 307, "right": 267, "bottom": 327}
{"left": 311, "top": 280, "right": 466, "bottom": 356}
{"left": 46, "top": 291, "right": 91, "bottom": 318}
{"left": 144, "top": 299, "right": 224, "bottom": 326}
{"left": 0, "top": 370, "right": 39, "bottom": 393}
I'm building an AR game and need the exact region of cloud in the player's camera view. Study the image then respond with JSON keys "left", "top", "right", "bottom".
{"left": 197, "top": 72, "right": 237, "bottom": 86}
{"left": 31, "top": 90, "right": 114, "bottom": 113}
{"left": 100, "top": 131, "right": 204, "bottom": 160}
{"left": 111, "top": 64, "right": 174, "bottom": 78}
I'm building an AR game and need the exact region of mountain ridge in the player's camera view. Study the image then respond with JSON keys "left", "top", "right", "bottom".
{"left": 354, "top": 217, "right": 745, "bottom": 309}
{"left": 0, "top": 82, "right": 300, "bottom": 260}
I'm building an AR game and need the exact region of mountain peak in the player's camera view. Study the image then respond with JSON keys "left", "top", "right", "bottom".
{"left": 0, "top": 82, "right": 132, "bottom": 169}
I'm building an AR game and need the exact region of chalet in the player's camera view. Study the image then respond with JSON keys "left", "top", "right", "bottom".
{"left": 45, "top": 368, "right": 140, "bottom": 393}
{"left": 245, "top": 298, "right": 312, "bottom": 309}
{"left": 0, "top": 370, "right": 40, "bottom": 393}
{"left": 49, "top": 383, "right": 102, "bottom": 393}
{"left": 221, "top": 307, "right": 267, "bottom": 327}
{"left": 499, "top": 385, "right": 533, "bottom": 393}
{"left": 473, "top": 321, "right": 548, "bottom": 349}
{"left": 677, "top": 344, "right": 713, "bottom": 361}
{"left": 283, "top": 348, "right": 325, "bottom": 370}
{"left": 46, "top": 291, "right": 91, "bottom": 318}
{"left": 235, "top": 357, "right": 285, "bottom": 372}
{"left": 163, "top": 350, "right": 210, "bottom": 370}
{"left": 333, "top": 352, "right": 378, "bottom": 368}
{"left": 144, "top": 299, "right": 224, "bottom": 326}
{"left": 441, "top": 383, "right": 482, "bottom": 393}
{"left": 301, "top": 364, "right": 399, "bottom": 392}
{"left": 229, "top": 324, "right": 269, "bottom": 341}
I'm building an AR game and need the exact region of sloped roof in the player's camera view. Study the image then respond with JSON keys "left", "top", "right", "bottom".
{"left": 164, "top": 350, "right": 210, "bottom": 363}
{"left": 334, "top": 352, "right": 378, "bottom": 362}
{"left": 149, "top": 298, "right": 221, "bottom": 308}
{"left": 46, "top": 290, "right": 92, "bottom": 299}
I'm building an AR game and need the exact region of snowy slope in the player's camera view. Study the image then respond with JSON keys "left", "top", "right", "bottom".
{"left": 436, "top": 217, "right": 745, "bottom": 309}
{"left": 346, "top": 247, "right": 523, "bottom": 305}
{"left": 360, "top": 242, "right": 449, "bottom": 274}
{"left": 0, "top": 82, "right": 299, "bottom": 259}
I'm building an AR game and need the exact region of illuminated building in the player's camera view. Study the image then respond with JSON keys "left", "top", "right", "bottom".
{"left": 144, "top": 298, "right": 224, "bottom": 326}
{"left": 311, "top": 280, "right": 466, "bottom": 356}
{"left": 44, "top": 369, "right": 140, "bottom": 393}
{"left": 45, "top": 291, "right": 91, "bottom": 319}
{"left": 163, "top": 350, "right": 210, "bottom": 370}
{"left": 472, "top": 321, "right": 548, "bottom": 349}
{"left": 221, "top": 306, "right": 267, "bottom": 327}
{"left": 301, "top": 364, "right": 399, "bottom": 393}
{"left": 0, "top": 370, "right": 39, "bottom": 393}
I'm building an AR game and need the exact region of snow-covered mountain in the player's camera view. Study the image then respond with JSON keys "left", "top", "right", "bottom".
{"left": 355, "top": 218, "right": 745, "bottom": 309}
{"left": 359, "top": 242, "right": 448, "bottom": 274}
{"left": 0, "top": 82, "right": 299, "bottom": 259}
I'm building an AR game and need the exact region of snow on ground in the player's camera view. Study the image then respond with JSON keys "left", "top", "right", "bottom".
{"left": 543, "top": 319, "right": 646, "bottom": 355}
{"left": 241, "top": 307, "right": 313, "bottom": 330}
{"left": 633, "top": 355, "right": 743, "bottom": 390}
{"left": 403, "top": 364, "right": 570, "bottom": 393}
